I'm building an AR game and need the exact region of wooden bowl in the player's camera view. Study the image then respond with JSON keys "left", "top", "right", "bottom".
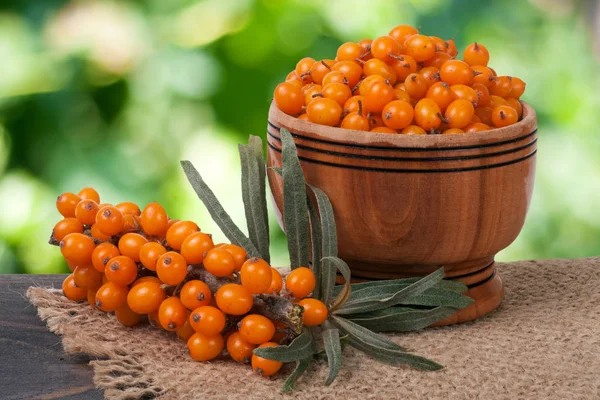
{"left": 266, "top": 102, "right": 537, "bottom": 324}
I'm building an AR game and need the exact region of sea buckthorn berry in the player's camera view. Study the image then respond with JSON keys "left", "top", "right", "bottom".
{"left": 445, "top": 99, "right": 475, "bottom": 129}
{"left": 443, "top": 128, "right": 465, "bottom": 134}
{"left": 371, "top": 35, "right": 401, "bottom": 63}
{"left": 309, "top": 60, "right": 334, "bottom": 85}
{"left": 252, "top": 342, "right": 283, "bottom": 377}
{"left": 60, "top": 233, "right": 95, "bottom": 264}
{"left": 115, "top": 304, "right": 141, "bottom": 327}
{"left": 336, "top": 42, "right": 363, "bottom": 62}
{"left": 285, "top": 267, "right": 316, "bottom": 298}
{"left": 239, "top": 314, "right": 275, "bottom": 345}
{"left": 274, "top": 82, "right": 304, "bottom": 115}
{"left": 343, "top": 95, "right": 366, "bottom": 115}
{"left": 393, "top": 87, "right": 412, "bottom": 103}
{"left": 73, "top": 264, "right": 103, "bottom": 290}
{"left": 371, "top": 127, "right": 398, "bottom": 134}
{"left": 156, "top": 251, "right": 188, "bottom": 285}
{"left": 187, "top": 332, "right": 224, "bottom": 362}
{"left": 423, "top": 51, "right": 451, "bottom": 69}
{"left": 87, "top": 288, "right": 97, "bottom": 306}
{"left": 490, "top": 76, "right": 513, "bottom": 98}
{"left": 127, "top": 281, "right": 166, "bottom": 314}
{"left": 306, "top": 97, "right": 342, "bottom": 126}
{"left": 298, "top": 298, "right": 328, "bottom": 326}
{"left": 471, "top": 65, "right": 495, "bottom": 87}
{"left": 90, "top": 224, "right": 111, "bottom": 241}
{"left": 159, "top": 297, "right": 188, "bottom": 331}
{"left": 298, "top": 113, "right": 310, "bottom": 121}
{"left": 240, "top": 258, "right": 273, "bottom": 294}
{"left": 286, "top": 70, "right": 302, "bottom": 83}
{"left": 389, "top": 55, "right": 418, "bottom": 82}
{"left": 148, "top": 311, "right": 161, "bottom": 328}
{"left": 475, "top": 106, "right": 494, "bottom": 126}
{"left": 492, "top": 105, "right": 518, "bottom": 128}
{"left": 419, "top": 67, "right": 441, "bottom": 87}
{"left": 295, "top": 57, "right": 315, "bottom": 83}
{"left": 176, "top": 317, "right": 195, "bottom": 341}
{"left": 140, "top": 202, "right": 169, "bottom": 238}
{"left": 426, "top": 82, "right": 454, "bottom": 111}
{"left": 489, "top": 95, "right": 508, "bottom": 109}
{"left": 364, "top": 80, "right": 395, "bottom": 113}
{"left": 77, "top": 187, "right": 100, "bottom": 203}
{"left": 105, "top": 255, "right": 138, "bottom": 286}
{"left": 341, "top": 109, "right": 370, "bottom": 131}
{"left": 266, "top": 268, "right": 283, "bottom": 294}
{"left": 322, "top": 71, "right": 348, "bottom": 87}
{"left": 120, "top": 214, "right": 139, "bottom": 234}
{"left": 357, "top": 38, "right": 373, "bottom": 59}
{"left": 472, "top": 83, "right": 490, "bottom": 107}
{"left": 402, "top": 125, "right": 428, "bottom": 135}
{"left": 440, "top": 60, "right": 473, "bottom": 86}
{"left": 464, "top": 122, "right": 491, "bottom": 132}
{"left": 368, "top": 114, "right": 385, "bottom": 129}
{"left": 227, "top": 332, "right": 256, "bottom": 363}
{"left": 404, "top": 73, "right": 429, "bottom": 100}
{"left": 509, "top": 77, "right": 526, "bottom": 99}
{"left": 470, "top": 114, "right": 482, "bottom": 123}
{"left": 414, "top": 98, "right": 443, "bottom": 131}
{"left": 203, "top": 248, "right": 236, "bottom": 277}
{"left": 451, "top": 84, "right": 479, "bottom": 106}
{"left": 445, "top": 39, "right": 458, "bottom": 57}
{"left": 215, "top": 284, "right": 253, "bottom": 315}
{"left": 464, "top": 42, "right": 490, "bottom": 66}
{"left": 189, "top": 306, "right": 226, "bottom": 336}
{"left": 358, "top": 75, "right": 384, "bottom": 97}
{"left": 389, "top": 24, "right": 418, "bottom": 45}
{"left": 180, "top": 280, "right": 212, "bottom": 310}
{"left": 62, "top": 274, "right": 87, "bottom": 301}
{"left": 180, "top": 232, "right": 214, "bottom": 265}
{"left": 505, "top": 97, "right": 523, "bottom": 118}
{"left": 116, "top": 202, "right": 141, "bottom": 216}
{"left": 95, "top": 206, "right": 124, "bottom": 236}
{"left": 56, "top": 192, "right": 81, "bottom": 218}
{"left": 331, "top": 61, "right": 363, "bottom": 88}
{"left": 304, "top": 84, "right": 322, "bottom": 106}
{"left": 139, "top": 242, "right": 167, "bottom": 271}
{"left": 95, "top": 281, "right": 128, "bottom": 311}
{"left": 320, "top": 82, "right": 352, "bottom": 107}
{"left": 382, "top": 100, "right": 414, "bottom": 130}
{"left": 75, "top": 199, "right": 99, "bottom": 225}
{"left": 132, "top": 276, "right": 161, "bottom": 287}
{"left": 404, "top": 34, "right": 436, "bottom": 62}
{"left": 165, "top": 220, "right": 199, "bottom": 251}
{"left": 53, "top": 218, "right": 83, "bottom": 241}
{"left": 118, "top": 233, "right": 147, "bottom": 262}
{"left": 362, "top": 59, "right": 397, "bottom": 84}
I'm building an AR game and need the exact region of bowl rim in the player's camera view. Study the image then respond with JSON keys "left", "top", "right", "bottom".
{"left": 268, "top": 101, "right": 537, "bottom": 150}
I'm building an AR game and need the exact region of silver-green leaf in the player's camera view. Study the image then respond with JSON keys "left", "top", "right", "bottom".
{"left": 322, "top": 328, "right": 342, "bottom": 385}
{"left": 307, "top": 199, "right": 322, "bottom": 299}
{"left": 322, "top": 256, "right": 352, "bottom": 311}
{"left": 282, "top": 357, "right": 312, "bottom": 392}
{"left": 330, "top": 315, "right": 407, "bottom": 352}
{"left": 253, "top": 328, "right": 315, "bottom": 362}
{"left": 347, "top": 306, "right": 458, "bottom": 332}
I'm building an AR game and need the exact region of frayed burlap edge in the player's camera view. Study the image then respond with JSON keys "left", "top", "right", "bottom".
{"left": 27, "top": 258, "right": 600, "bottom": 400}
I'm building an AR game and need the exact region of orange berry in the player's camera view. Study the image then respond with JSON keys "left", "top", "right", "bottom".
{"left": 440, "top": 60, "right": 473, "bottom": 86}
{"left": 203, "top": 248, "right": 236, "bottom": 277}
{"left": 295, "top": 57, "right": 315, "bottom": 84}
{"left": 389, "top": 55, "right": 417, "bottom": 82}
{"left": 95, "top": 206, "right": 124, "bottom": 237}
{"left": 404, "top": 73, "right": 429, "bottom": 100}
{"left": 304, "top": 84, "right": 322, "bottom": 106}
{"left": 443, "top": 128, "right": 465, "bottom": 134}
{"left": 180, "top": 280, "right": 212, "bottom": 310}
{"left": 509, "top": 77, "right": 526, "bottom": 99}
{"left": 74, "top": 199, "right": 99, "bottom": 225}
{"left": 77, "top": 187, "right": 100, "bottom": 203}
{"left": 414, "top": 98, "right": 443, "bottom": 131}
{"left": 445, "top": 99, "right": 475, "bottom": 129}
{"left": 309, "top": 60, "right": 335, "bottom": 85}
{"left": 341, "top": 108, "right": 370, "bottom": 131}
{"left": 217, "top": 244, "right": 246, "bottom": 272}
{"left": 159, "top": 296, "right": 188, "bottom": 331}
{"left": 56, "top": 192, "right": 81, "bottom": 218}
{"left": 180, "top": 232, "right": 214, "bottom": 265}
{"left": 358, "top": 74, "right": 385, "bottom": 96}
{"left": 489, "top": 95, "right": 508, "bottom": 109}
{"left": 490, "top": 76, "right": 513, "bottom": 98}
{"left": 227, "top": 332, "right": 256, "bottom": 364}
{"left": 357, "top": 39, "right": 373, "bottom": 60}
{"left": 215, "top": 284, "right": 253, "bottom": 316}
{"left": 367, "top": 114, "right": 385, "bottom": 129}
{"left": 187, "top": 332, "right": 224, "bottom": 361}
{"left": 505, "top": 97, "right": 523, "bottom": 119}
{"left": 401, "top": 125, "right": 427, "bottom": 135}
{"left": 90, "top": 224, "right": 111, "bottom": 241}
{"left": 60, "top": 232, "right": 95, "bottom": 264}
{"left": 118, "top": 233, "right": 147, "bottom": 262}
{"left": 132, "top": 276, "right": 161, "bottom": 286}
{"left": 492, "top": 105, "right": 518, "bottom": 128}
{"left": 370, "top": 35, "right": 401, "bottom": 63}
{"left": 239, "top": 314, "right": 275, "bottom": 345}
{"left": 297, "top": 298, "right": 328, "bottom": 326}
{"left": 471, "top": 65, "right": 495, "bottom": 88}
{"left": 464, "top": 42, "right": 490, "bottom": 66}
{"left": 105, "top": 255, "right": 138, "bottom": 286}
{"left": 382, "top": 100, "right": 414, "bottom": 130}
{"left": 306, "top": 97, "right": 343, "bottom": 126}
{"left": 388, "top": 25, "right": 418, "bottom": 46}
{"left": 336, "top": 42, "right": 363, "bottom": 62}
{"left": 53, "top": 218, "right": 83, "bottom": 241}
{"left": 419, "top": 66, "right": 441, "bottom": 87}
{"left": 464, "top": 122, "right": 491, "bottom": 133}
{"left": 266, "top": 268, "right": 283, "bottom": 294}
{"left": 426, "top": 82, "right": 454, "bottom": 111}
{"left": 87, "top": 288, "right": 97, "bottom": 306}
{"left": 166, "top": 220, "right": 199, "bottom": 250}
{"left": 404, "top": 34, "right": 435, "bottom": 62}
{"left": 472, "top": 83, "right": 490, "bottom": 107}
{"left": 371, "top": 127, "right": 398, "bottom": 134}
{"left": 423, "top": 51, "right": 451, "bottom": 69}
{"left": 127, "top": 281, "right": 166, "bottom": 314}
{"left": 331, "top": 61, "right": 363, "bottom": 88}
{"left": 252, "top": 342, "right": 283, "bottom": 377}
{"left": 139, "top": 242, "right": 167, "bottom": 271}
{"left": 115, "top": 304, "right": 141, "bottom": 327}
{"left": 475, "top": 106, "right": 494, "bottom": 126}
{"left": 148, "top": 311, "right": 161, "bottom": 329}
{"left": 364, "top": 80, "right": 395, "bottom": 113}
{"left": 320, "top": 82, "right": 352, "bottom": 107}
{"left": 73, "top": 264, "right": 103, "bottom": 290}
{"left": 297, "top": 113, "right": 310, "bottom": 121}
{"left": 273, "top": 82, "right": 304, "bottom": 116}
{"left": 322, "top": 71, "right": 348, "bottom": 87}
{"left": 176, "top": 317, "right": 195, "bottom": 341}
{"left": 62, "top": 274, "right": 87, "bottom": 301}
{"left": 189, "top": 305, "right": 226, "bottom": 336}
{"left": 140, "top": 202, "right": 169, "bottom": 238}
{"left": 121, "top": 214, "right": 140, "bottom": 234}
{"left": 285, "top": 267, "right": 316, "bottom": 299}
{"left": 116, "top": 201, "right": 141, "bottom": 216}
{"left": 156, "top": 251, "right": 188, "bottom": 285}
{"left": 240, "top": 258, "right": 272, "bottom": 294}
{"left": 445, "top": 39, "right": 458, "bottom": 57}
{"left": 95, "top": 281, "right": 128, "bottom": 311}
{"left": 362, "top": 59, "right": 396, "bottom": 84}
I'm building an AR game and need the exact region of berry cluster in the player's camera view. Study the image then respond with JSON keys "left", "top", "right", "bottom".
{"left": 53, "top": 187, "right": 326, "bottom": 377}
{"left": 273, "top": 25, "right": 526, "bottom": 134}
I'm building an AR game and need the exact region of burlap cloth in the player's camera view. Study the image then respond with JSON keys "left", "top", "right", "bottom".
{"left": 27, "top": 258, "right": 600, "bottom": 399}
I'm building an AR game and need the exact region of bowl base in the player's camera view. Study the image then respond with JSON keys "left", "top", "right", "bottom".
{"left": 338, "top": 259, "right": 504, "bottom": 326}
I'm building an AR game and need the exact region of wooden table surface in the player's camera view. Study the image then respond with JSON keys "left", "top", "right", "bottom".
{"left": 0, "top": 275, "right": 103, "bottom": 400}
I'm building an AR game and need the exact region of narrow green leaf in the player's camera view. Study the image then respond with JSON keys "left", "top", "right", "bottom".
{"left": 253, "top": 328, "right": 315, "bottom": 362}
{"left": 280, "top": 129, "right": 310, "bottom": 270}
{"left": 322, "top": 256, "right": 352, "bottom": 311}
{"left": 282, "top": 357, "right": 312, "bottom": 392}
{"left": 239, "top": 141, "right": 270, "bottom": 262}
{"left": 347, "top": 306, "right": 458, "bottom": 332}
{"left": 307, "top": 199, "right": 322, "bottom": 299}
{"left": 330, "top": 315, "right": 407, "bottom": 352}
{"left": 322, "top": 328, "right": 342, "bottom": 386}
{"left": 334, "top": 276, "right": 468, "bottom": 295}
{"left": 307, "top": 184, "right": 337, "bottom": 305}
{"left": 248, "top": 135, "right": 270, "bottom": 262}
{"left": 335, "top": 268, "right": 445, "bottom": 314}
{"left": 180, "top": 160, "right": 260, "bottom": 257}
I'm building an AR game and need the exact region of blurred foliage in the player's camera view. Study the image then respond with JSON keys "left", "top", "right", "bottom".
{"left": 0, "top": 0, "right": 598, "bottom": 273}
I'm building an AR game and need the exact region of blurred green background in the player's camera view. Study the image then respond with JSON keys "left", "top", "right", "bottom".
{"left": 0, "top": 0, "right": 598, "bottom": 273}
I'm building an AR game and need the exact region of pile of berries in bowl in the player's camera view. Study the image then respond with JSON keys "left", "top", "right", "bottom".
{"left": 273, "top": 25, "right": 526, "bottom": 135}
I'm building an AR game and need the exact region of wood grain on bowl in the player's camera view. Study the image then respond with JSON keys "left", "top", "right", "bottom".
{"left": 267, "top": 102, "right": 537, "bottom": 324}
